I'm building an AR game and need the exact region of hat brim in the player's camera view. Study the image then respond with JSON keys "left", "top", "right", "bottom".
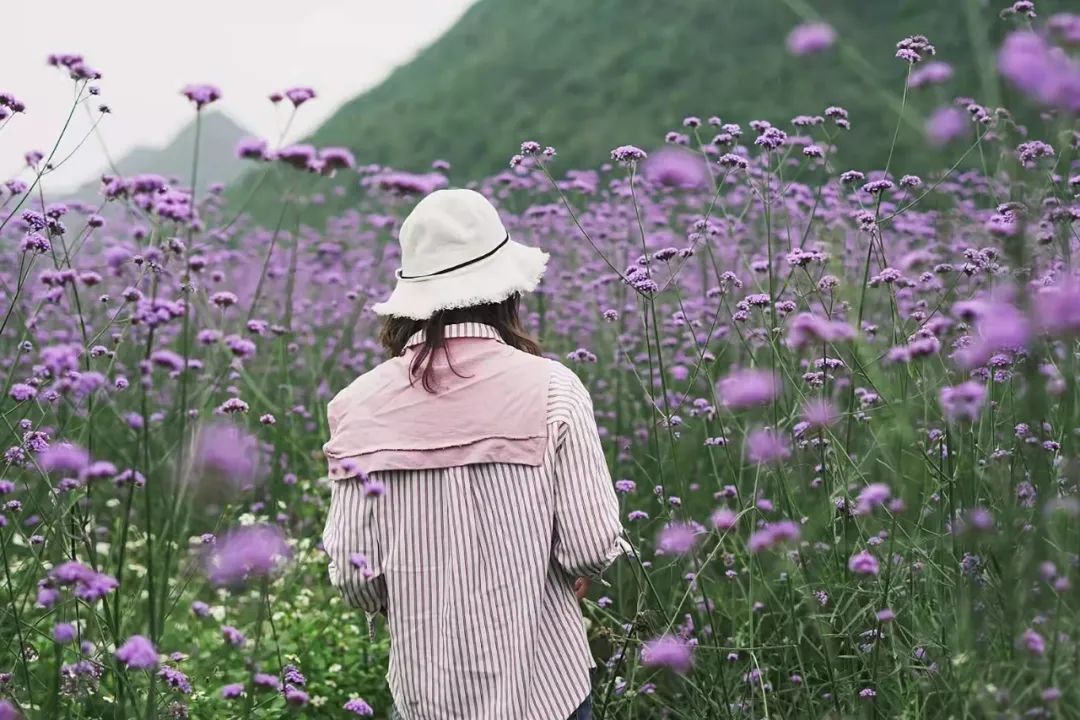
{"left": 371, "top": 239, "right": 549, "bottom": 320}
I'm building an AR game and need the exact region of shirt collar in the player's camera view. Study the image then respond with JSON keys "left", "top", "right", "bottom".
{"left": 405, "top": 322, "right": 506, "bottom": 348}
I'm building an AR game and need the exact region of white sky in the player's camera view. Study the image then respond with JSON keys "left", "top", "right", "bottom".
{"left": 1, "top": 0, "right": 477, "bottom": 192}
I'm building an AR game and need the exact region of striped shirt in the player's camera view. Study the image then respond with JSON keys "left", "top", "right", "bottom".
{"left": 322, "top": 323, "right": 627, "bottom": 720}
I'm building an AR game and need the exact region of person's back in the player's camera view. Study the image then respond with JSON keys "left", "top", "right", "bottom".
{"left": 322, "top": 189, "right": 626, "bottom": 720}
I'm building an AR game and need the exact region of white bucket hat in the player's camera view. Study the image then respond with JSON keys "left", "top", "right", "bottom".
{"left": 372, "top": 188, "right": 549, "bottom": 320}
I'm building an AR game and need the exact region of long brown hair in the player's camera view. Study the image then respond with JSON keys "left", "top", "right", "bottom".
{"left": 378, "top": 293, "right": 542, "bottom": 392}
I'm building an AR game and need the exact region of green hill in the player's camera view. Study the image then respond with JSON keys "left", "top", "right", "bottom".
{"left": 230, "top": 0, "right": 1071, "bottom": 225}
{"left": 71, "top": 110, "right": 250, "bottom": 202}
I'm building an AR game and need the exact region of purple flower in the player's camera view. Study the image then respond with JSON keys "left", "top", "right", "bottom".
{"left": 221, "top": 683, "right": 244, "bottom": 699}
{"left": 181, "top": 84, "right": 221, "bottom": 109}
{"left": 939, "top": 381, "right": 987, "bottom": 422}
{"left": 253, "top": 672, "right": 280, "bottom": 690}
{"left": 955, "top": 300, "right": 1030, "bottom": 367}
{"left": 718, "top": 369, "right": 780, "bottom": 409}
{"left": 786, "top": 313, "right": 855, "bottom": 349}
{"left": 802, "top": 398, "right": 838, "bottom": 429}
{"left": 0, "top": 700, "right": 19, "bottom": 720}
{"left": 610, "top": 145, "right": 648, "bottom": 163}
{"left": 896, "top": 34, "right": 936, "bottom": 64}
{"left": 284, "top": 686, "right": 309, "bottom": 706}
{"left": 284, "top": 87, "right": 316, "bottom": 107}
{"left": 149, "top": 349, "right": 186, "bottom": 373}
{"left": 711, "top": 507, "right": 737, "bottom": 531}
{"left": 115, "top": 635, "right": 158, "bottom": 669}
{"left": 656, "top": 521, "right": 702, "bottom": 555}
{"left": 786, "top": 22, "right": 837, "bottom": 55}
{"left": 998, "top": 31, "right": 1080, "bottom": 112}
{"left": 640, "top": 634, "right": 694, "bottom": 674}
{"left": 344, "top": 698, "right": 375, "bottom": 716}
{"left": 53, "top": 622, "right": 77, "bottom": 643}
{"left": 908, "top": 61, "right": 954, "bottom": 88}
{"left": 319, "top": 147, "right": 356, "bottom": 173}
{"left": 1020, "top": 628, "right": 1046, "bottom": 656}
{"left": 745, "top": 428, "right": 791, "bottom": 465}
{"left": 1034, "top": 282, "right": 1080, "bottom": 336}
{"left": 38, "top": 442, "right": 88, "bottom": 474}
{"left": 158, "top": 666, "right": 192, "bottom": 693}
{"left": 9, "top": 384, "right": 37, "bottom": 403}
{"left": 221, "top": 625, "right": 245, "bottom": 647}
{"left": 747, "top": 520, "right": 801, "bottom": 553}
{"left": 855, "top": 483, "right": 892, "bottom": 515}
{"left": 206, "top": 525, "right": 291, "bottom": 586}
{"left": 236, "top": 137, "right": 272, "bottom": 161}
{"left": 190, "top": 421, "right": 263, "bottom": 492}
{"left": 926, "top": 106, "right": 968, "bottom": 147}
{"left": 370, "top": 170, "right": 448, "bottom": 195}
{"left": 643, "top": 148, "right": 708, "bottom": 189}
{"left": 848, "top": 551, "right": 881, "bottom": 576}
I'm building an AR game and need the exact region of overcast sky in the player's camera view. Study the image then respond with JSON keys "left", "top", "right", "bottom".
{"left": 1, "top": 0, "right": 476, "bottom": 192}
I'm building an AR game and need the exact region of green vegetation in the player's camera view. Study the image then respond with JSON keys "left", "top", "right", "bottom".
{"left": 229, "top": 0, "right": 1069, "bottom": 226}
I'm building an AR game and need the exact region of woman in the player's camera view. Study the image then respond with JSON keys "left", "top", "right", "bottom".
{"left": 322, "top": 189, "right": 627, "bottom": 720}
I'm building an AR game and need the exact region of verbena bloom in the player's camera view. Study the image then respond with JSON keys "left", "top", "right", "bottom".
{"left": 747, "top": 520, "right": 801, "bottom": 553}
{"left": 786, "top": 22, "right": 837, "bottom": 55}
{"left": 1020, "top": 628, "right": 1046, "bottom": 656}
{"left": 236, "top": 137, "right": 272, "bottom": 161}
{"left": 955, "top": 300, "right": 1029, "bottom": 367}
{"left": 855, "top": 483, "right": 892, "bottom": 515}
{"left": 718, "top": 369, "right": 780, "bottom": 409}
{"left": 190, "top": 422, "right": 263, "bottom": 492}
{"left": 745, "top": 428, "right": 791, "bottom": 465}
{"left": 51, "top": 561, "right": 118, "bottom": 601}
{"left": 848, "top": 551, "right": 881, "bottom": 576}
{"left": 181, "top": 84, "right": 221, "bottom": 109}
{"left": 643, "top": 148, "right": 708, "bottom": 189}
{"left": 656, "top": 521, "right": 702, "bottom": 555}
{"left": 115, "top": 635, "right": 158, "bottom": 669}
{"left": 711, "top": 507, "right": 737, "bottom": 531}
{"left": 158, "top": 666, "right": 192, "bottom": 693}
{"left": 939, "top": 381, "right": 987, "bottom": 422}
{"left": 610, "top": 145, "right": 647, "bottom": 163}
{"left": 786, "top": 313, "right": 854, "bottom": 349}
{"left": 285, "top": 87, "right": 316, "bottom": 107}
{"left": 344, "top": 698, "right": 375, "bottom": 716}
{"left": 0, "top": 700, "right": 18, "bottom": 720}
{"left": 1034, "top": 282, "right": 1080, "bottom": 335}
{"left": 53, "top": 622, "right": 77, "bottom": 643}
{"left": 206, "top": 525, "right": 291, "bottom": 586}
{"left": 998, "top": 31, "right": 1080, "bottom": 112}
{"left": 320, "top": 147, "right": 355, "bottom": 173}
{"left": 640, "top": 635, "right": 693, "bottom": 674}
{"left": 221, "top": 683, "right": 244, "bottom": 699}
{"left": 221, "top": 625, "right": 245, "bottom": 647}
{"left": 926, "top": 106, "right": 968, "bottom": 147}
{"left": 908, "top": 60, "right": 954, "bottom": 88}
{"left": 802, "top": 398, "right": 838, "bottom": 429}
{"left": 39, "top": 443, "right": 90, "bottom": 474}
{"left": 284, "top": 686, "right": 309, "bottom": 705}
{"left": 876, "top": 608, "right": 896, "bottom": 623}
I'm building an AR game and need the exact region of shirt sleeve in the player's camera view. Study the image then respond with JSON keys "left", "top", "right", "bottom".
{"left": 322, "top": 477, "right": 387, "bottom": 614}
{"left": 551, "top": 369, "right": 627, "bottom": 578}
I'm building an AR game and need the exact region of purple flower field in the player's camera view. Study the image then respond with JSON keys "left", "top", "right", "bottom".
{"left": 1, "top": 3, "right": 1080, "bottom": 718}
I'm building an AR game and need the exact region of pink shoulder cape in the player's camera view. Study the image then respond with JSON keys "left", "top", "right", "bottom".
{"left": 323, "top": 338, "right": 552, "bottom": 479}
